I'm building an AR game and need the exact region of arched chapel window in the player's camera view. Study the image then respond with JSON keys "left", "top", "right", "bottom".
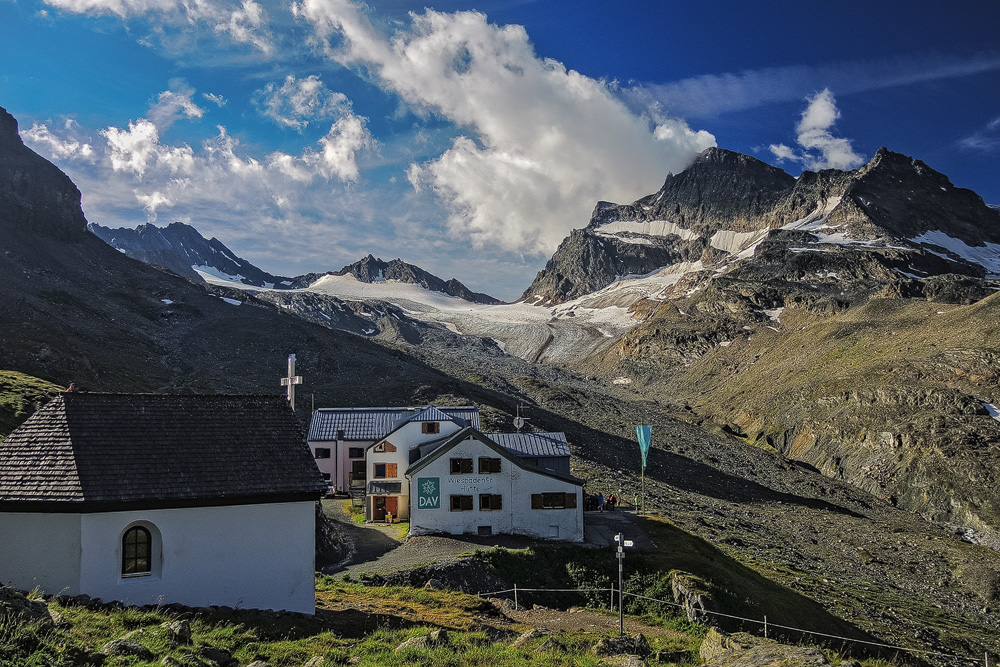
{"left": 122, "top": 526, "right": 152, "bottom": 576}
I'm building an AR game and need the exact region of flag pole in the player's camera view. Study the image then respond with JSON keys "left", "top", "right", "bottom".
{"left": 636, "top": 425, "right": 651, "bottom": 516}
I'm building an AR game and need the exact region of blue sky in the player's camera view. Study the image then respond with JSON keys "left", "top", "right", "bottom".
{"left": 2, "top": 0, "right": 998, "bottom": 300}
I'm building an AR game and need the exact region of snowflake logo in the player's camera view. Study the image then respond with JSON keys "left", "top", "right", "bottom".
{"left": 421, "top": 480, "right": 436, "bottom": 494}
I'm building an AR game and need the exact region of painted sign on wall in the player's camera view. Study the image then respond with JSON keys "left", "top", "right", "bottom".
{"left": 417, "top": 477, "right": 440, "bottom": 509}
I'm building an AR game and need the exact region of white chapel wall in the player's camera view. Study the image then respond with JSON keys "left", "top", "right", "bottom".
{"left": 77, "top": 501, "right": 316, "bottom": 613}
{"left": 0, "top": 512, "right": 83, "bottom": 595}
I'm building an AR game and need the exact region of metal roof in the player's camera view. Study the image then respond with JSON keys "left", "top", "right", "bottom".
{"left": 485, "top": 432, "right": 570, "bottom": 458}
{"left": 308, "top": 405, "right": 480, "bottom": 441}
{"left": 406, "top": 428, "right": 584, "bottom": 486}
{"left": 368, "top": 481, "right": 402, "bottom": 495}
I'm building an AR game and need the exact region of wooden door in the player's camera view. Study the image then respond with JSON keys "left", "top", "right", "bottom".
{"left": 373, "top": 496, "right": 386, "bottom": 521}
{"left": 386, "top": 496, "right": 398, "bottom": 518}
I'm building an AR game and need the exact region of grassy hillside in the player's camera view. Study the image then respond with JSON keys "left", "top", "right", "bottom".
{"left": 613, "top": 291, "right": 1000, "bottom": 543}
{"left": 0, "top": 370, "right": 63, "bottom": 439}
{"left": 2, "top": 574, "right": 897, "bottom": 667}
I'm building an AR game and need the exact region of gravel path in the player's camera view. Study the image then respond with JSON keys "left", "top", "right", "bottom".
{"left": 320, "top": 499, "right": 654, "bottom": 579}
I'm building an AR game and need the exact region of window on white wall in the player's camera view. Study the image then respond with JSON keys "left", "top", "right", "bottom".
{"left": 122, "top": 526, "right": 152, "bottom": 576}
{"left": 531, "top": 492, "right": 578, "bottom": 509}
{"left": 450, "top": 458, "right": 473, "bottom": 474}
{"left": 450, "top": 495, "right": 474, "bottom": 511}
{"left": 478, "top": 457, "right": 501, "bottom": 474}
{"left": 374, "top": 463, "right": 397, "bottom": 479}
{"left": 479, "top": 494, "right": 502, "bottom": 510}
{"left": 315, "top": 448, "right": 331, "bottom": 459}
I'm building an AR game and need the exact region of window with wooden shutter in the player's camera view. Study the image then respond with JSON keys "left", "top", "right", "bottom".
{"left": 478, "top": 457, "right": 501, "bottom": 474}
{"left": 374, "top": 463, "right": 386, "bottom": 478}
{"left": 479, "top": 494, "right": 502, "bottom": 511}
{"left": 533, "top": 492, "right": 574, "bottom": 509}
{"left": 422, "top": 422, "right": 440, "bottom": 434}
{"left": 450, "top": 458, "right": 473, "bottom": 474}
{"left": 387, "top": 463, "right": 397, "bottom": 478}
{"left": 451, "top": 495, "right": 473, "bottom": 511}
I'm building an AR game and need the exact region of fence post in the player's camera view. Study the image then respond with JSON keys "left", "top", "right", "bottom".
{"left": 764, "top": 615, "right": 768, "bottom": 639}
{"left": 514, "top": 583, "right": 518, "bottom": 611}
{"left": 986, "top": 652, "right": 989, "bottom": 667}
{"left": 610, "top": 585, "right": 614, "bottom": 611}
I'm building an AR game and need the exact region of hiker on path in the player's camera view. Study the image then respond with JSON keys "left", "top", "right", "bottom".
{"left": 598, "top": 493, "right": 605, "bottom": 512}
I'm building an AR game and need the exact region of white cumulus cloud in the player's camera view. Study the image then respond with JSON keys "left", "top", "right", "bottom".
{"left": 308, "top": 113, "right": 373, "bottom": 181}
{"left": 22, "top": 120, "right": 96, "bottom": 162}
{"left": 214, "top": 0, "right": 272, "bottom": 54}
{"left": 769, "top": 88, "right": 864, "bottom": 171}
{"left": 135, "top": 190, "right": 173, "bottom": 218}
{"left": 41, "top": 0, "right": 273, "bottom": 52}
{"left": 291, "top": 1, "right": 715, "bottom": 255}
{"left": 147, "top": 82, "right": 205, "bottom": 130}
{"left": 254, "top": 75, "right": 349, "bottom": 131}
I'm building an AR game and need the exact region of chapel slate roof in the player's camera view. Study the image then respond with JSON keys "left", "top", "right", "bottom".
{"left": 0, "top": 393, "right": 327, "bottom": 511}
{"left": 485, "top": 432, "right": 570, "bottom": 458}
{"left": 308, "top": 406, "right": 480, "bottom": 441}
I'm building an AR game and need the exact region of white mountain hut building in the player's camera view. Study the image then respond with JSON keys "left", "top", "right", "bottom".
{"left": 307, "top": 405, "right": 479, "bottom": 498}
{"left": 362, "top": 406, "right": 473, "bottom": 522}
{"left": 0, "top": 393, "right": 327, "bottom": 614}
{"left": 349, "top": 406, "right": 585, "bottom": 541}
{"left": 407, "top": 428, "right": 586, "bottom": 542}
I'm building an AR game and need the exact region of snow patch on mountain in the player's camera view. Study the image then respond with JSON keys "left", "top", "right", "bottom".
{"left": 194, "top": 266, "right": 251, "bottom": 285}
{"left": 782, "top": 196, "right": 843, "bottom": 232}
{"left": 912, "top": 230, "right": 1000, "bottom": 277}
{"left": 596, "top": 219, "right": 699, "bottom": 241}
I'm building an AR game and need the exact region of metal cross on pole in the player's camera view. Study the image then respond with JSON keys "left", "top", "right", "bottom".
{"left": 614, "top": 532, "right": 634, "bottom": 636}
{"left": 280, "top": 354, "right": 303, "bottom": 411}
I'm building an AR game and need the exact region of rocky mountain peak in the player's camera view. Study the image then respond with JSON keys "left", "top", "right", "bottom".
{"left": 334, "top": 255, "right": 502, "bottom": 304}
{"left": 1, "top": 105, "right": 88, "bottom": 240}
{"left": 838, "top": 147, "right": 1000, "bottom": 243}
{"left": 89, "top": 220, "right": 295, "bottom": 287}
{"left": 0, "top": 106, "right": 23, "bottom": 152}
{"left": 524, "top": 144, "right": 1000, "bottom": 305}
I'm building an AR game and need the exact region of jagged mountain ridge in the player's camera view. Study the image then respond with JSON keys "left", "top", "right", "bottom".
{"left": 523, "top": 147, "right": 1000, "bottom": 305}
{"left": 298, "top": 254, "right": 503, "bottom": 305}
{"left": 88, "top": 221, "right": 295, "bottom": 287}
{"left": 90, "top": 222, "right": 502, "bottom": 304}
{"left": 0, "top": 105, "right": 455, "bottom": 404}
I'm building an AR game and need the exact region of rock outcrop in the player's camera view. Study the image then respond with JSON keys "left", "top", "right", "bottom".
{"left": 700, "top": 628, "right": 830, "bottom": 667}
{"left": 522, "top": 147, "right": 1000, "bottom": 305}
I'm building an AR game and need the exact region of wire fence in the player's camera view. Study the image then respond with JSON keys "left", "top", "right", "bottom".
{"left": 476, "top": 584, "right": 990, "bottom": 666}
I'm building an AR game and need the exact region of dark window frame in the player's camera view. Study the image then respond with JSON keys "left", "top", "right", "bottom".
{"left": 422, "top": 422, "right": 441, "bottom": 434}
{"left": 479, "top": 494, "right": 502, "bottom": 511}
{"left": 531, "top": 492, "right": 578, "bottom": 510}
{"left": 450, "top": 457, "right": 473, "bottom": 474}
{"left": 348, "top": 447, "right": 364, "bottom": 458}
{"left": 478, "top": 457, "right": 501, "bottom": 474}
{"left": 122, "top": 526, "right": 151, "bottom": 577}
{"left": 314, "top": 447, "right": 331, "bottom": 459}
{"left": 450, "top": 495, "right": 474, "bottom": 511}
